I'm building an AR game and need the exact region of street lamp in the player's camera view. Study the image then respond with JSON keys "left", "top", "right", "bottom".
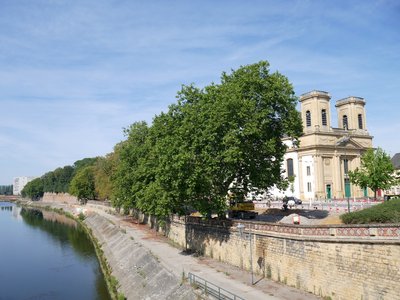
{"left": 237, "top": 223, "right": 254, "bottom": 285}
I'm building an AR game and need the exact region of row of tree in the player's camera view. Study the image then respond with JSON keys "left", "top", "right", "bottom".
{"left": 21, "top": 157, "right": 113, "bottom": 201}
{"left": 22, "top": 61, "right": 303, "bottom": 218}
{"left": 22, "top": 60, "right": 398, "bottom": 219}
{"left": 0, "top": 185, "right": 13, "bottom": 195}
{"left": 110, "top": 61, "right": 302, "bottom": 218}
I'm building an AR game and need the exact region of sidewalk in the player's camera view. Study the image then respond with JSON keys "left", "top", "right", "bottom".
{"left": 87, "top": 205, "right": 320, "bottom": 300}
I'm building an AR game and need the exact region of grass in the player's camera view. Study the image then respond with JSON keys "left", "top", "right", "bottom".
{"left": 340, "top": 198, "right": 400, "bottom": 224}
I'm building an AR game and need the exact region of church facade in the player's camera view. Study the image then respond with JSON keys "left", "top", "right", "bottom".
{"left": 274, "top": 90, "right": 373, "bottom": 201}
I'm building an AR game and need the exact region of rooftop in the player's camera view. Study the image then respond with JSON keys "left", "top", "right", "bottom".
{"left": 300, "top": 90, "right": 330, "bottom": 101}
{"left": 391, "top": 153, "right": 400, "bottom": 169}
{"left": 335, "top": 96, "right": 365, "bottom": 107}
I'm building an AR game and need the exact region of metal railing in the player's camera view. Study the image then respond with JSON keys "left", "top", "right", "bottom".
{"left": 188, "top": 272, "right": 245, "bottom": 300}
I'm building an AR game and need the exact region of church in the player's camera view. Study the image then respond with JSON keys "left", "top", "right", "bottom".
{"left": 274, "top": 90, "right": 373, "bottom": 201}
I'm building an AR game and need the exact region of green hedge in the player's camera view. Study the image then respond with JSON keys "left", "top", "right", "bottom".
{"left": 340, "top": 197, "right": 400, "bottom": 224}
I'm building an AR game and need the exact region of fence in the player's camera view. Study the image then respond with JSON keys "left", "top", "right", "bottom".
{"left": 188, "top": 272, "right": 245, "bottom": 300}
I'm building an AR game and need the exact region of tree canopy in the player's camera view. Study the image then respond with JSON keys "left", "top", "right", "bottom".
{"left": 21, "top": 157, "right": 100, "bottom": 200}
{"left": 111, "top": 61, "right": 302, "bottom": 218}
{"left": 21, "top": 178, "right": 44, "bottom": 200}
{"left": 349, "top": 147, "right": 399, "bottom": 199}
{"left": 21, "top": 61, "right": 303, "bottom": 218}
{"left": 0, "top": 185, "right": 13, "bottom": 195}
{"left": 69, "top": 166, "right": 96, "bottom": 203}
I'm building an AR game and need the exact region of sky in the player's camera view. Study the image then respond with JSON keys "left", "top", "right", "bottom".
{"left": 1, "top": 0, "right": 399, "bottom": 184}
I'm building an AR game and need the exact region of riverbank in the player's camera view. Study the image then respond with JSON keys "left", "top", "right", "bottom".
{"left": 17, "top": 200, "right": 198, "bottom": 300}
{"left": 0, "top": 201, "right": 111, "bottom": 299}
{"left": 18, "top": 199, "right": 320, "bottom": 300}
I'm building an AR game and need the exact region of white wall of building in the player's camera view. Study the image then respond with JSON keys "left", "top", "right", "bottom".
{"left": 268, "top": 140, "right": 300, "bottom": 199}
{"left": 13, "top": 176, "right": 37, "bottom": 195}
{"left": 301, "top": 155, "right": 315, "bottom": 201}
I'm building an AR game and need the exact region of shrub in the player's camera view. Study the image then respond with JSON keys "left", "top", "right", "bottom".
{"left": 340, "top": 198, "right": 400, "bottom": 224}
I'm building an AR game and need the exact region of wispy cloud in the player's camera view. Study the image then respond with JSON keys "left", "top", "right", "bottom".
{"left": 0, "top": 0, "right": 399, "bottom": 183}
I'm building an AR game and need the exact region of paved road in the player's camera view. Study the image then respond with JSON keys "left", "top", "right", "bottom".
{"left": 86, "top": 203, "right": 320, "bottom": 300}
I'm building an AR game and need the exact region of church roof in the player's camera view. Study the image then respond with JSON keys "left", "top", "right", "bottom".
{"left": 391, "top": 153, "right": 400, "bottom": 170}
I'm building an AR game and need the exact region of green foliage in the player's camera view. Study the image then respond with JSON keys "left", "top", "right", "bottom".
{"left": 78, "top": 212, "right": 86, "bottom": 221}
{"left": 69, "top": 166, "right": 96, "bottom": 203}
{"left": 39, "top": 158, "right": 98, "bottom": 194}
{"left": 111, "top": 122, "right": 153, "bottom": 212}
{"left": 41, "top": 165, "right": 75, "bottom": 193}
{"left": 0, "top": 185, "right": 13, "bottom": 195}
{"left": 93, "top": 154, "right": 116, "bottom": 200}
{"left": 349, "top": 147, "right": 399, "bottom": 198}
{"left": 111, "top": 60, "right": 302, "bottom": 218}
{"left": 340, "top": 198, "right": 400, "bottom": 224}
{"left": 21, "top": 178, "right": 44, "bottom": 200}
{"left": 25, "top": 61, "right": 303, "bottom": 220}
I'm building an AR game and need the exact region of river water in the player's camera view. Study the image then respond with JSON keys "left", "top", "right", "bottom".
{"left": 0, "top": 202, "right": 111, "bottom": 300}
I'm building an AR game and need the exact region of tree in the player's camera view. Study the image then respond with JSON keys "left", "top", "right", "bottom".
{"left": 111, "top": 60, "right": 302, "bottom": 219}
{"left": 21, "top": 178, "right": 44, "bottom": 200}
{"left": 69, "top": 166, "right": 96, "bottom": 203}
{"left": 111, "top": 122, "right": 155, "bottom": 213}
{"left": 162, "top": 61, "right": 302, "bottom": 217}
{"left": 349, "top": 147, "right": 399, "bottom": 199}
{"left": 0, "top": 185, "right": 13, "bottom": 195}
{"left": 93, "top": 154, "right": 116, "bottom": 201}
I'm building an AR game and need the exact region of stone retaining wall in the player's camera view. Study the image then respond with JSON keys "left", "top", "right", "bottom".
{"left": 40, "top": 196, "right": 400, "bottom": 299}
{"left": 162, "top": 217, "right": 400, "bottom": 300}
{"left": 42, "top": 192, "right": 78, "bottom": 205}
{"left": 84, "top": 213, "right": 196, "bottom": 300}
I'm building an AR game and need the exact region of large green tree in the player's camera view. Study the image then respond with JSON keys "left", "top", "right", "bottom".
{"left": 21, "top": 178, "right": 44, "bottom": 200}
{"left": 349, "top": 147, "right": 399, "bottom": 199}
{"left": 111, "top": 60, "right": 302, "bottom": 218}
{"left": 69, "top": 166, "right": 96, "bottom": 203}
{"left": 93, "top": 154, "right": 116, "bottom": 201}
{"left": 111, "top": 122, "right": 157, "bottom": 213}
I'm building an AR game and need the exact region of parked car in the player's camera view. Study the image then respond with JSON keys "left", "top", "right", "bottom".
{"left": 286, "top": 196, "right": 302, "bottom": 205}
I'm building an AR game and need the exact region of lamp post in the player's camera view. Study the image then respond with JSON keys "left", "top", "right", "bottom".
{"left": 237, "top": 223, "right": 254, "bottom": 285}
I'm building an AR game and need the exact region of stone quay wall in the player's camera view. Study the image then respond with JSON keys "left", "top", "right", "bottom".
{"left": 42, "top": 196, "right": 400, "bottom": 300}
{"left": 135, "top": 213, "right": 400, "bottom": 300}
{"left": 42, "top": 192, "right": 78, "bottom": 205}
{"left": 84, "top": 213, "right": 196, "bottom": 300}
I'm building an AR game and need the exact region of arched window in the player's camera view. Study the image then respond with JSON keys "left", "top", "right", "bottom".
{"left": 321, "top": 109, "right": 327, "bottom": 126}
{"left": 358, "top": 114, "right": 363, "bottom": 129}
{"left": 343, "top": 115, "right": 348, "bottom": 130}
{"left": 306, "top": 111, "right": 311, "bottom": 127}
{"left": 287, "top": 158, "right": 294, "bottom": 177}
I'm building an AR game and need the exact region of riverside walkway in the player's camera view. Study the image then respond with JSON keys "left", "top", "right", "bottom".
{"left": 85, "top": 202, "right": 320, "bottom": 300}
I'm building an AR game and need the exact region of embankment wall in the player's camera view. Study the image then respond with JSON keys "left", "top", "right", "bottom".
{"left": 42, "top": 192, "right": 78, "bottom": 205}
{"left": 84, "top": 213, "right": 196, "bottom": 300}
{"left": 135, "top": 212, "right": 400, "bottom": 300}
{"left": 47, "top": 198, "right": 400, "bottom": 300}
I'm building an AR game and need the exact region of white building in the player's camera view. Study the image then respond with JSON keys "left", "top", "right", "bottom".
{"left": 13, "top": 176, "right": 37, "bottom": 195}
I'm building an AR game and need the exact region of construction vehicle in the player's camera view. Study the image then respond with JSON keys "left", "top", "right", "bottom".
{"left": 227, "top": 191, "right": 258, "bottom": 219}
{"left": 228, "top": 201, "right": 258, "bottom": 219}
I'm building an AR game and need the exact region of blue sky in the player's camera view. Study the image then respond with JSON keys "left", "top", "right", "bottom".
{"left": 1, "top": 0, "right": 399, "bottom": 184}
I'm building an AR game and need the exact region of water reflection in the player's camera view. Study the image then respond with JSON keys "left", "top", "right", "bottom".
{"left": 0, "top": 204, "right": 111, "bottom": 300}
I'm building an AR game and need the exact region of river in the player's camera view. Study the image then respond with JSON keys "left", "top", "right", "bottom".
{"left": 0, "top": 201, "right": 111, "bottom": 300}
